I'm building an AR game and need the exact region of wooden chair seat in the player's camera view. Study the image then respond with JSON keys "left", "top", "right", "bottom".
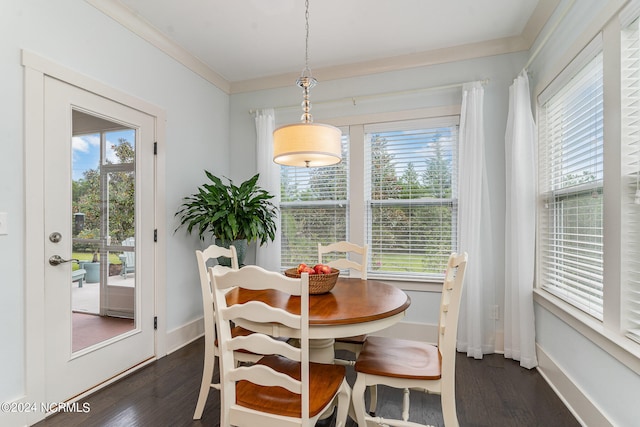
{"left": 355, "top": 336, "right": 441, "bottom": 380}
{"left": 236, "top": 355, "right": 346, "bottom": 418}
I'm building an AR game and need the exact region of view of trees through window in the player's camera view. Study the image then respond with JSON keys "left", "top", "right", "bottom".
{"left": 279, "top": 118, "right": 458, "bottom": 279}
{"left": 366, "top": 122, "right": 457, "bottom": 278}
{"left": 72, "top": 129, "right": 135, "bottom": 268}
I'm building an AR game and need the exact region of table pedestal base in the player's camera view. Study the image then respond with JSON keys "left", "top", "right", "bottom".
{"left": 309, "top": 338, "right": 336, "bottom": 364}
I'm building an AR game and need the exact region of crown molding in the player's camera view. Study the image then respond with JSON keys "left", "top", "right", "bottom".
{"left": 521, "top": 0, "right": 562, "bottom": 46}
{"left": 87, "top": 0, "right": 560, "bottom": 95}
{"left": 230, "top": 35, "right": 529, "bottom": 94}
{"left": 85, "top": 0, "right": 230, "bottom": 93}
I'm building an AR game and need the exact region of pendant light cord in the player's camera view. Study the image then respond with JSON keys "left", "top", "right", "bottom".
{"left": 304, "top": 0, "right": 310, "bottom": 76}
{"left": 297, "top": 0, "right": 316, "bottom": 123}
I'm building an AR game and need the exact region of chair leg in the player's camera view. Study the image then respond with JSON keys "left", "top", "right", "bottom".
{"left": 368, "top": 385, "right": 378, "bottom": 415}
{"left": 352, "top": 374, "right": 370, "bottom": 427}
{"left": 441, "top": 385, "right": 460, "bottom": 427}
{"left": 193, "top": 347, "right": 216, "bottom": 420}
{"left": 402, "top": 388, "right": 410, "bottom": 421}
{"left": 334, "top": 379, "right": 352, "bottom": 427}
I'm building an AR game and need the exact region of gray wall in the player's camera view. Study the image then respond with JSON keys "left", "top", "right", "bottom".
{"left": 0, "top": 0, "right": 229, "bottom": 403}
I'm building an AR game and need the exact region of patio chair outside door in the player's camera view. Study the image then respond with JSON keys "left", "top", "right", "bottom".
{"left": 120, "top": 237, "right": 135, "bottom": 277}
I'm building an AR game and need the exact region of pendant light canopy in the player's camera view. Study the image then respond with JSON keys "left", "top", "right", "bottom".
{"left": 273, "top": 0, "right": 341, "bottom": 168}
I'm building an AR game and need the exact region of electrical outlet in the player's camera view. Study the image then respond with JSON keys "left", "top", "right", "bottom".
{"left": 0, "top": 212, "right": 7, "bottom": 235}
{"left": 490, "top": 305, "right": 500, "bottom": 320}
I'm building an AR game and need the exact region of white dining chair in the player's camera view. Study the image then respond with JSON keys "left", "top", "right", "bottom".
{"left": 351, "top": 252, "right": 468, "bottom": 427}
{"left": 318, "top": 241, "right": 379, "bottom": 414}
{"left": 192, "top": 244, "right": 261, "bottom": 420}
{"left": 318, "top": 241, "right": 370, "bottom": 361}
{"left": 210, "top": 265, "right": 351, "bottom": 427}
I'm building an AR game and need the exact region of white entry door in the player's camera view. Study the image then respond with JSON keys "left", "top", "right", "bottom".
{"left": 43, "top": 76, "right": 156, "bottom": 403}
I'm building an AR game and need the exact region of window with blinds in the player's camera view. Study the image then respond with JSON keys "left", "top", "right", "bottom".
{"left": 279, "top": 132, "right": 349, "bottom": 269}
{"left": 364, "top": 117, "right": 458, "bottom": 280}
{"left": 622, "top": 18, "right": 640, "bottom": 343}
{"left": 538, "top": 49, "right": 604, "bottom": 320}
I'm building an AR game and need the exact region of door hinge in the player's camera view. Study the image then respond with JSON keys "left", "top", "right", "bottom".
{"left": 154, "top": 229, "right": 157, "bottom": 242}
{"left": 153, "top": 142, "right": 157, "bottom": 155}
{"left": 154, "top": 316, "right": 158, "bottom": 330}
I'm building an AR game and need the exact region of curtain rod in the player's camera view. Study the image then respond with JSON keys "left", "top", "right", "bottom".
{"left": 523, "top": 0, "right": 576, "bottom": 71}
{"left": 249, "top": 79, "right": 489, "bottom": 114}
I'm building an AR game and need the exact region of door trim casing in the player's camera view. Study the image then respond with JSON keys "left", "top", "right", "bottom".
{"left": 22, "top": 50, "right": 167, "bottom": 425}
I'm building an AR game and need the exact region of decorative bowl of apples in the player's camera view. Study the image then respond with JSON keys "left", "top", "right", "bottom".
{"left": 284, "top": 263, "right": 340, "bottom": 294}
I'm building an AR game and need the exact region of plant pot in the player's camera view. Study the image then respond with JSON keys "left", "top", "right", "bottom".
{"left": 79, "top": 261, "right": 100, "bottom": 283}
{"left": 215, "top": 238, "right": 248, "bottom": 267}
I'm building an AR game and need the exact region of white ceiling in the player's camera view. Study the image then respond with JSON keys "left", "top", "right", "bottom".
{"left": 111, "top": 0, "right": 555, "bottom": 87}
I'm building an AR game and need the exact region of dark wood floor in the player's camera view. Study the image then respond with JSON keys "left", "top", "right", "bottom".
{"left": 35, "top": 337, "right": 579, "bottom": 427}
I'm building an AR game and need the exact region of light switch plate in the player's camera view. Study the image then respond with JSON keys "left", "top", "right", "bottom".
{"left": 0, "top": 212, "right": 7, "bottom": 235}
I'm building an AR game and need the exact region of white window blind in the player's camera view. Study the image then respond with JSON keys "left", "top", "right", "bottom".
{"left": 279, "top": 132, "right": 349, "bottom": 269}
{"left": 364, "top": 117, "right": 458, "bottom": 280}
{"left": 538, "top": 51, "right": 604, "bottom": 320}
{"left": 622, "top": 17, "right": 640, "bottom": 342}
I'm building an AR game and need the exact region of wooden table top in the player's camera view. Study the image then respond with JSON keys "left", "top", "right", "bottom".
{"left": 225, "top": 277, "right": 411, "bottom": 327}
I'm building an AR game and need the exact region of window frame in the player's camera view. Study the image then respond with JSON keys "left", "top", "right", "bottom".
{"left": 537, "top": 45, "right": 605, "bottom": 321}
{"left": 278, "top": 105, "right": 462, "bottom": 289}
{"left": 363, "top": 116, "right": 460, "bottom": 281}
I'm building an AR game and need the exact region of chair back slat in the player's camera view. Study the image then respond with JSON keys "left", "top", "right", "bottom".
{"left": 228, "top": 334, "right": 301, "bottom": 360}
{"left": 223, "top": 301, "right": 300, "bottom": 329}
{"left": 318, "top": 241, "right": 368, "bottom": 279}
{"left": 228, "top": 365, "right": 301, "bottom": 394}
{"left": 214, "top": 264, "right": 301, "bottom": 295}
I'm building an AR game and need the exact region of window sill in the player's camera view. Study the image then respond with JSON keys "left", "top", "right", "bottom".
{"left": 534, "top": 289, "right": 640, "bottom": 375}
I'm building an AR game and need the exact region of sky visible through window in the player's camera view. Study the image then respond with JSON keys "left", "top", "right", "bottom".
{"left": 72, "top": 129, "right": 135, "bottom": 181}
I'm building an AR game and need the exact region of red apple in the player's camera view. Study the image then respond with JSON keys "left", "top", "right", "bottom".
{"left": 296, "top": 263, "right": 308, "bottom": 274}
{"left": 313, "top": 264, "right": 332, "bottom": 274}
{"left": 301, "top": 266, "right": 315, "bottom": 275}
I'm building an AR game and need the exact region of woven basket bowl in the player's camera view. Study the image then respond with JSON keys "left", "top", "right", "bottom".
{"left": 284, "top": 267, "right": 340, "bottom": 294}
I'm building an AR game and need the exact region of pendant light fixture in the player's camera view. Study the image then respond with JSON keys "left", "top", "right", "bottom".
{"left": 273, "top": 0, "right": 341, "bottom": 168}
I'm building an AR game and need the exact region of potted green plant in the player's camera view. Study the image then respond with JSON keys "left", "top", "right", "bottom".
{"left": 175, "top": 171, "right": 277, "bottom": 266}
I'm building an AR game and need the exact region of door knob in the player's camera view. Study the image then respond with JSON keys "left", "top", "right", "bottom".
{"left": 49, "top": 255, "right": 79, "bottom": 266}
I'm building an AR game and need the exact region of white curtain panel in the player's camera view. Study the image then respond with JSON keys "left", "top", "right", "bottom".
{"left": 456, "top": 81, "right": 494, "bottom": 359}
{"left": 504, "top": 71, "right": 538, "bottom": 369}
{"left": 254, "top": 108, "right": 281, "bottom": 271}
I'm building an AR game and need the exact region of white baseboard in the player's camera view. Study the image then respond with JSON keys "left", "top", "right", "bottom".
{"left": 165, "top": 316, "right": 204, "bottom": 355}
{"left": 536, "top": 344, "right": 611, "bottom": 427}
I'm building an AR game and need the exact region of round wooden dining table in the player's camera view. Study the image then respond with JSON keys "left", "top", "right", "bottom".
{"left": 226, "top": 277, "right": 411, "bottom": 363}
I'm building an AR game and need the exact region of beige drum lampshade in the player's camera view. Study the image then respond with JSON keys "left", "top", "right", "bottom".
{"left": 273, "top": 122, "right": 342, "bottom": 167}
